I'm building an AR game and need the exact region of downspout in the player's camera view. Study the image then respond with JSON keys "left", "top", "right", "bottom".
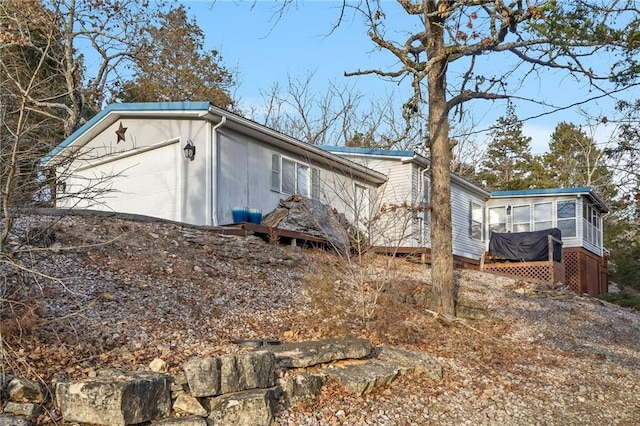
{"left": 421, "top": 167, "right": 430, "bottom": 248}
{"left": 210, "top": 116, "right": 227, "bottom": 226}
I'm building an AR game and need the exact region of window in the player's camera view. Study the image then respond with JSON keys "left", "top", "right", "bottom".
{"left": 470, "top": 202, "right": 483, "bottom": 240}
{"left": 311, "top": 168, "right": 321, "bottom": 199}
{"left": 583, "top": 204, "right": 601, "bottom": 246}
{"left": 557, "top": 200, "right": 576, "bottom": 238}
{"left": 489, "top": 207, "right": 506, "bottom": 234}
{"left": 270, "top": 154, "right": 280, "bottom": 191}
{"left": 271, "top": 153, "right": 319, "bottom": 198}
{"left": 282, "top": 158, "right": 296, "bottom": 194}
{"left": 512, "top": 205, "right": 531, "bottom": 233}
{"left": 533, "top": 202, "right": 553, "bottom": 231}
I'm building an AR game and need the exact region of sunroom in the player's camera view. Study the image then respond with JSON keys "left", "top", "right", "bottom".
{"left": 485, "top": 187, "right": 609, "bottom": 295}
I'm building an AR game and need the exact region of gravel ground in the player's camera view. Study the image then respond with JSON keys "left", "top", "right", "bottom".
{"left": 1, "top": 212, "right": 639, "bottom": 425}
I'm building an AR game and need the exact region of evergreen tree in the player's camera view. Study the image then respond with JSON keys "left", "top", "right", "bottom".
{"left": 116, "top": 5, "right": 236, "bottom": 109}
{"left": 542, "top": 122, "right": 614, "bottom": 199}
{"left": 478, "top": 104, "right": 533, "bottom": 191}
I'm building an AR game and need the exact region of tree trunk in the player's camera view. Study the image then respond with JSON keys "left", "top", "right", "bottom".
{"left": 427, "top": 37, "right": 456, "bottom": 317}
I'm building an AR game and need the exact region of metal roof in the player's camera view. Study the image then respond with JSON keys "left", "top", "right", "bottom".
{"left": 491, "top": 187, "right": 609, "bottom": 213}
{"left": 321, "top": 145, "right": 491, "bottom": 198}
{"left": 42, "top": 102, "right": 387, "bottom": 185}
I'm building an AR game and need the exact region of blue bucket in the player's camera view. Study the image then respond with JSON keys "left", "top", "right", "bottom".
{"left": 232, "top": 206, "right": 248, "bottom": 223}
{"left": 248, "top": 208, "right": 263, "bottom": 224}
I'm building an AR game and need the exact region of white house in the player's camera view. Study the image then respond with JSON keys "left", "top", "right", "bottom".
{"left": 486, "top": 187, "right": 609, "bottom": 295}
{"left": 321, "top": 146, "right": 491, "bottom": 262}
{"left": 323, "top": 147, "right": 609, "bottom": 295}
{"left": 43, "top": 102, "right": 609, "bottom": 295}
{"left": 42, "top": 102, "right": 386, "bottom": 227}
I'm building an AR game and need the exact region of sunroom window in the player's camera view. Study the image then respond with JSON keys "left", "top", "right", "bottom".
{"left": 534, "top": 202, "right": 553, "bottom": 230}
{"left": 489, "top": 206, "right": 506, "bottom": 234}
{"left": 557, "top": 200, "right": 576, "bottom": 238}
{"left": 512, "top": 205, "right": 531, "bottom": 232}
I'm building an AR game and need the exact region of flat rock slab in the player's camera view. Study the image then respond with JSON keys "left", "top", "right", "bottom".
{"left": 55, "top": 370, "right": 171, "bottom": 426}
{"left": 279, "top": 373, "right": 326, "bottom": 406}
{"left": 261, "top": 338, "right": 371, "bottom": 368}
{"left": 154, "top": 417, "right": 208, "bottom": 426}
{"left": 208, "top": 387, "right": 278, "bottom": 426}
{"left": 322, "top": 360, "right": 399, "bottom": 396}
{"left": 376, "top": 345, "right": 443, "bottom": 381}
{"left": 0, "top": 415, "right": 34, "bottom": 426}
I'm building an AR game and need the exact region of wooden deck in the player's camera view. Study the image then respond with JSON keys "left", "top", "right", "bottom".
{"left": 221, "top": 221, "right": 328, "bottom": 247}
{"left": 480, "top": 235, "right": 565, "bottom": 284}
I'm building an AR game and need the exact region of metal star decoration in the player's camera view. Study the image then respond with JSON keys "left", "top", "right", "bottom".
{"left": 116, "top": 122, "right": 127, "bottom": 143}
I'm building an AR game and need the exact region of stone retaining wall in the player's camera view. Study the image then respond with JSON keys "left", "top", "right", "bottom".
{"left": 0, "top": 338, "right": 442, "bottom": 425}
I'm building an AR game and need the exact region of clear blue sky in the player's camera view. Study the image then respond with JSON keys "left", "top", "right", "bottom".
{"left": 182, "top": 0, "right": 634, "bottom": 154}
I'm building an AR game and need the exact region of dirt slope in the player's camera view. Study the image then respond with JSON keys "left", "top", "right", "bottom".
{"left": 2, "top": 212, "right": 639, "bottom": 425}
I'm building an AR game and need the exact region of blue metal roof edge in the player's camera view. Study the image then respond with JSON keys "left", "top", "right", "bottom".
{"left": 42, "top": 102, "right": 211, "bottom": 165}
{"left": 491, "top": 187, "right": 609, "bottom": 213}
{"left": 490, "top": 187, "right": 592, "bottom": 197}
{"left": 318, "top": 145, "right": 417, "bottom": 158}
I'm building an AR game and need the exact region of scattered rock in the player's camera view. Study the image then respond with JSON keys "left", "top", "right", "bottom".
{"left": 2, "top": 402, "right": 43, "bottom": 420}
{"left": 0, "top": 414, "right": 34, "bottom": 426}
{"left": 279, "top": 373, "right": 326, "bottom": 407}
{"left": 375, "top": 345, "right": 443, "bottom": 381}
{"left": 7, "top": 378, "right": 47, "bottom": 403}
{"left": 153, "top": 417, "right": 208, "bottom": 426}
{"left": 55, "top": 370, "right": 171, "bottom": 426}
{"left": 149, "top": 358, "right": 168, "bottom": 372}
{"left": 208, "top": 387, "right": 279, "bottom": 426}
{"left": 184, "top": 351, "right": 276, "bottom": 397}
{"left": 323, "top": 360, "right": 400, "bottom": 396}
{"left": 173, "top": 394, "right": 208, "bottom": 417}
{"left": 183, "top": 357, "right": 221, "bottom": 398}
{"left": 219, "top": 351, "right": 276, "bottom": 394}
{"left": 262, "top": 338, "right": 371, "bottom": 368}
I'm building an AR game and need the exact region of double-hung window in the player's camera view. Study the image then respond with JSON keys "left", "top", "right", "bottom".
{"left": 489, "top": 206, "right": 506, "bottom": 234}
{"left": 271, "top": 153, "right": 320, "bottom": 198}
{"left": 470, "top": 202, "right": 483, "bottom": 240}
{"left": 557, "top": 200, "right": 577, "bottom": 238}
{"left": 533, "top": 202, "right": 553, "bottom": 230}
{"left": 512, "top": 205, "right": 531, "bottom": 232}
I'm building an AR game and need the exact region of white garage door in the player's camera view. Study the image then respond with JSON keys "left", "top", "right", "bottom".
{"left": 63, "top": 142, "right": 183, "bottom": 222}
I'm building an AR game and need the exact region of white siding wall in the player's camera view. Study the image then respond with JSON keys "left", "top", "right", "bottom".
{"left": 355, "top": 157, "right": 417, "bottom": 247}
{"left": 326, "top": 153, "right": 489, "bottom": 259}
{"left": 215, "top": 129, "right": 378, "bottom": 226}
{"left": 450, "top": 183, "right": 487, "bottom": 260}
{"left": 58, "top": 117, "right": 209, "bottom": 224}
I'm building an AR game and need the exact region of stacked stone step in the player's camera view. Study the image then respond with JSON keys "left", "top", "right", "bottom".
{"left": 4, "top": 338, "right": 443, "bottom": 425}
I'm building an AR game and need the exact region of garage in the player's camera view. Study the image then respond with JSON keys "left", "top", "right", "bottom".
{"left": 63, "top": 140, "right": 184, "bottom": 222}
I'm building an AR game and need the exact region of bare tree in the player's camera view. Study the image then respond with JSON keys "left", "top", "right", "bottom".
{"left": 245, "top": 72, "right": 423, "bottom": 149}
{"left": 1, "top": 0, "right": 170, "bottom": 140}
{"left": 298, "top": 0, "right": 640, "bottom": 316}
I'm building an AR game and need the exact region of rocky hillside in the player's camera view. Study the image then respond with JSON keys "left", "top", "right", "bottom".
{"left": 1, "top": 211, "right": 639, "bottom": 425}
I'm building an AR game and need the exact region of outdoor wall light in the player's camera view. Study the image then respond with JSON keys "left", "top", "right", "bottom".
{"left": 183, "top": 140, "right": 196, "bottom": 161}
{"left": 506, "top": 205, "right": 512, "bottom": 215}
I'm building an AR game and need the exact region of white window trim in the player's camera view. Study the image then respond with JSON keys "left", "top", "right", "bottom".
{"left": 271, "top": 153, "right": 319, "bottom": 199}
{"left": 488, "top": 206, "right": 507, "bottom": 235}
{"left": 470, "top": 201, "right": 483, "bottom": 241}
{"left": 512, "top": 204, "right": 531, "bottom": 233}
